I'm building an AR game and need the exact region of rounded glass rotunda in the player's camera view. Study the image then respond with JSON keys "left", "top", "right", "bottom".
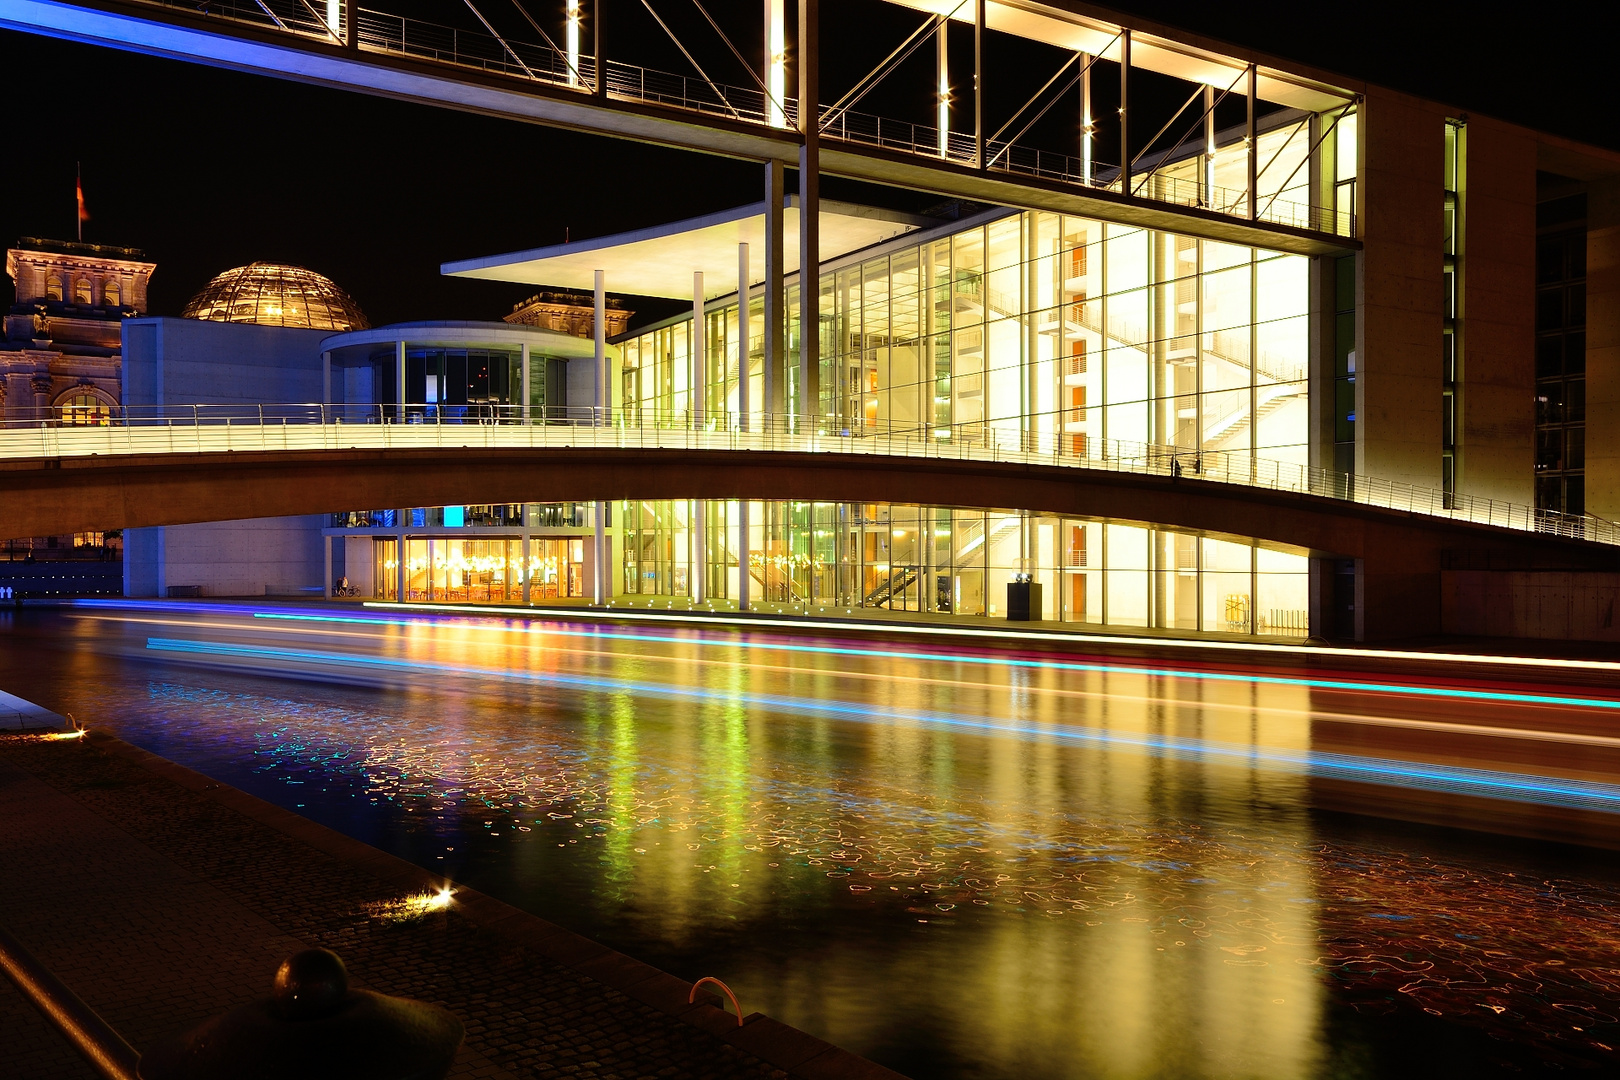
{"left": 181, "top": 262, "right": 369, "bottom": 331}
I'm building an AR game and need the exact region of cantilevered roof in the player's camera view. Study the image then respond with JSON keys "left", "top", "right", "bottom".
{"left": 442, "top": 198, "right": 928, "bottom": 300}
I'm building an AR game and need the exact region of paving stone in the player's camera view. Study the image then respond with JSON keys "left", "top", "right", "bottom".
{"left": 0, "top": 734, "right": 807, "bottom": 1080}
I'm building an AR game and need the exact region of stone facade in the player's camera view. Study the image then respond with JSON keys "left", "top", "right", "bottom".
{"left": 504, "top": 290, "right": 632, "bottom": 338}
{"left": 2, "top": 239, "right": 155, "bottom": 422}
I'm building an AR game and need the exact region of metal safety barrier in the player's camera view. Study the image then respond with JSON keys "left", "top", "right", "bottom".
{"left": 1, "top": 404, "right": 1613, "bottom": 547}
{"left": 0, "top": 920, "right": 140, "bottom": 1080}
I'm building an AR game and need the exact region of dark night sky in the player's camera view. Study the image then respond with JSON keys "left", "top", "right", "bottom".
{"left": 2, "top": 1, "right": 1613, "bottom": 328}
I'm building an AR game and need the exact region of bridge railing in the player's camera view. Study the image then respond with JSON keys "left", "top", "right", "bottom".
{"left": 108, "top": 0, "right": 1353, "bottom": 239}
{"left": 1, "top": 403, "right": 1612, "bottom": 547}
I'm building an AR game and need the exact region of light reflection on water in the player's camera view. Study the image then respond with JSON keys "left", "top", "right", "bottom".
{"left": 3, "top": 606, "right": 1619, "bottom": 1079}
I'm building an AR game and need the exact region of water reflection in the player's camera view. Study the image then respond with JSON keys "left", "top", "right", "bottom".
{"left": 1, "top": 605, "right": 1618, "bottom": 1078}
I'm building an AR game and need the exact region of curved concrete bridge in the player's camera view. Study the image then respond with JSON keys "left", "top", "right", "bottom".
{"left": 1, "top": 415, "right": 1616, "bottom": 639}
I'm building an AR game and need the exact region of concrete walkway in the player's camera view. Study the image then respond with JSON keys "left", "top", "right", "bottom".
{"left": 0, "top": 730, "right": 903, "bottom": 1080}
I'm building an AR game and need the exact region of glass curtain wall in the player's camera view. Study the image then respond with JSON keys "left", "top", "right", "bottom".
{"left": 400, "top": 536, "right": 586, "bottom": 602}
{"left": 619, "top": 210, "right": 1309, "bottom": 470}
{"left": 610, "top": 498, "right": 1309, "bottom": 639}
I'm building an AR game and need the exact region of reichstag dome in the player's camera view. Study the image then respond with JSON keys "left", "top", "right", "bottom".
{"left": 180, "top": 262, "right": 369, "bottom": 331}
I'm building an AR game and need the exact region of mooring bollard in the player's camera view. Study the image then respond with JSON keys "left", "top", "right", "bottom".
{"left": 138, "top": 949, "right": 464, "bottom": 1080}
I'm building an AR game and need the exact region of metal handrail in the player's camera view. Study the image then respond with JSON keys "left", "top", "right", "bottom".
{"left": 688, "top": 976, "right": 745, "bottom": 1027}
{"left": 2, "top": 404, "right": 1612, "bottom": 548}
{"left": 0, "top": 921, "right": 140, "bottom": 1080}
{"left": 108, "top": 0, "right": 1355, "bottom": 238}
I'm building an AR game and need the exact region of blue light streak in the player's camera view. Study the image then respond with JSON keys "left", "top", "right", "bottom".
{"left": 250, "top": 611, "right": 1620, "bottom": 713}
{"left": 145, "top": 636, "right": 1620, "bottom": 815}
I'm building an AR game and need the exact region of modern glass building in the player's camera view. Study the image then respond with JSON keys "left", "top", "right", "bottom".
{"left": 332, "top": 204, "right": 1315, "bottom": 638}
{"left": 320, "top": 320, "right": 606, "bottom": 606}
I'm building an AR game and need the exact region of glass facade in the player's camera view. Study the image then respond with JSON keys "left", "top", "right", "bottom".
{"left": 609, "top": 499, "right": 1308, "bottom": 639}
{"left": 399, "top": 536, "right": 585, "bottom": 602}
{"left": 623, "top": 208, "right": 1310, "bottom": 468}
{"left": 1535, "top": 195, "right": 1588, "bottom": 515}
{"left": 332, "top": 209, "right": 1317, "bottom": 640}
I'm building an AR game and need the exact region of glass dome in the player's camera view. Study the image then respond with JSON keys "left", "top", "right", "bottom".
{"left": 181, "top": 262, "right": 369, "bottom": 331}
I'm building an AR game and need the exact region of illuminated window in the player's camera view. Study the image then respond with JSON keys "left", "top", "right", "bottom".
{"left": 74, "top": 279, "right": 92, "bottom": 304}
{"left": 59, "top": 392, "right": 111, "bottom": 425}
{"left": 46, "top": 274, "right": 63, "bottom": 301}
{"left": 103, "top": 278, "right": 121, "bottom": 307}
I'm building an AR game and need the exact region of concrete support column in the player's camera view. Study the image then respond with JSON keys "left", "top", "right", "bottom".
{"left": 737, "top": 500, "right": 750, "bottom": 610}
{"left": 764, "top": 161, "right": 786, "bottom": 425}
{"left": 1456, "top": 116, "right": 1535, "bottom": 504}
{"left": 323, "top": 534, "right": 332, "bottom": 599}
{"left": 1307, "top": 256, "right": 1336, "bottom": 472}
{"left": 1357, "top": 86, "right": 1447, "bottom": 488}
{"left": 594, "top": 269, "right": 607, "bottom": 425}
{"left": 738, "top": 241, "right": 750, "bottom": 429}
{"left": 1307, "top": 556, "right": 1331, "bottom": 640}
{"left": 395, "top": 339, "right": 406, "bottom": 423}
{"left": 798, "top": 0, "right": 820, "bottom": 432}
{"left": 692, "top": 271, "right": 705, "bottom": 427}
{"left": 593, "top": 501, "right": 607, "bottom": 604}
{"left": 321, "top": 350, "right": 331, "bottom": 411}
{"left": 396, "top": 530, "right": 407, "bottom": 602}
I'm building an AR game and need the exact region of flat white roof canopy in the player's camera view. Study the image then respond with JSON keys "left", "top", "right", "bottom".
{"left": 442, "top": 198, "right": 927, "bottom": 300}
{"left": 322, "top": 320, "right": 599, "bottom": 359}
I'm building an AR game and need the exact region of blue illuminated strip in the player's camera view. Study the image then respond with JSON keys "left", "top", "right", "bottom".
{"left": 145, "top": 636, "right": 1620, "bottom": 814}
{"left": 251, "top": 611, "right": 1620, "bottom": 713}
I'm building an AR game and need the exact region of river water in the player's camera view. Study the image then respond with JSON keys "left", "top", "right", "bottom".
{"left": 3, "top": 602, "right": 1618, "bottom": 1079}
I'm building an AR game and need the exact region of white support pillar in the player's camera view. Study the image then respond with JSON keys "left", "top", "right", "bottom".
{"left": 691, "top": 500, "right": 706, "bottom": 604}
{"left": 321, "top": 350, "right": 331, "bottom": 411}
{"left": 395, "top": 338, "right": 406, "bottom": 423}
{"left": 692, "top": 271, "right": 705, "bottom": 426}
{"left": 1203, "top": 84, "right": 1216, "bottom": 207}
{"left": 520, "top": 342, "right": 531, "bottom": 423}
{"left": 973, "top": 0, "right": 984, "bottom": 169}
{"left": 936, "top": 17, "right": 949, "bottom": 157}
{"left": 1079, "top": 54, "right": 1092, "bottom": 186}
{"left": 1118, "top": 30, "right": 1131, "bottom": 195}
{"left": 1246, "top": 64, "right": 1258, "bottom": 220}
{"left": 594, "top": 269, "right": 607, "bottom": 425}
{"left": 737, "top": 500, "right": 750, "bottom": 610}
{"left": 798, "top": 0, "right": 819, "bottom": 431}
{"left": 765, "top": 0, "right": 786, "bottom": 128}
{"left": 764, "top": 161, "right": 786, "bottom": 424}
{"left": 593, "top": 501, "right": 607, "bottom": 604}
{"left": 738, "top": 241, "right": 750, "bottom": 430}
{"left": 566, "top": 0, "right": 581, "bottom": 87}
{"left": 323, "top": 535, "right": 332, "bottom": 599}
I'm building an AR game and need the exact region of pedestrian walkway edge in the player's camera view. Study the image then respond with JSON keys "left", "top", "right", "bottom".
{"left": 81, "top": 730, "right": 909, "bottom": 1080}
